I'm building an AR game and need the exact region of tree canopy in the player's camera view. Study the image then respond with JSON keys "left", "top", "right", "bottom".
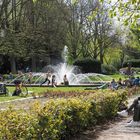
{"left": 0, "top": 0, "right": 139, "bottom": 73}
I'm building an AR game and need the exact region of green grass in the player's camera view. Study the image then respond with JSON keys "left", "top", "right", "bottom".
{"left": 89, "top": 73, "right": 140, "bottom": 81}
{"left": 0, "top": 86, "right": 89, "bottom": 102}
{"left": 109, "top": 73, "right": 140, "bottom": 80}
{"left": 109, "top": 74, "right": 125, "bottom": 80}
{"left": 8, "top": 86, "right": 86, "bottom": 93}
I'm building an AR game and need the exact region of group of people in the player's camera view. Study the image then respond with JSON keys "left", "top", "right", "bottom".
{"left": 109, "top": 76, "right": 140, "bottom": 90}
{"left": 9, "top": 70, "right": 69, "bottom": 88}
{"left": 40, "top": 72, "right": 69, "bottom": 87}
{"left": 109, "top": 76, "right": 140, "bottom": 127}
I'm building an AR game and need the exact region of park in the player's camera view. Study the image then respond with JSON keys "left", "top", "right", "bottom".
{"left": 0, "top": 0, "right": 140, "bottom": 140}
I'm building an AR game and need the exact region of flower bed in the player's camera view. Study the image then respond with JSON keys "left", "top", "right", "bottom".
{"left": 0, "top": 90, "right": 127, "bottom": 139}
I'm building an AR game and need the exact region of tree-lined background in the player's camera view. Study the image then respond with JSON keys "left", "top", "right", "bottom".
{"left": 0, "top": 0, "right": 139, "bottom": 74}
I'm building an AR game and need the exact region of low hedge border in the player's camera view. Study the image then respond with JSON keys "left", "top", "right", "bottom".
{"left": 0, "top": 90, "right": 127, "bottom": 140}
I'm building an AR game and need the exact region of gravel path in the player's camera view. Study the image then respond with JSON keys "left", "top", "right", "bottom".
{"left": 0, "top": 97, "right": 48, "bottom": 110}
{"left": 72, "top": 95, "right": 140, "bottom": 140}
{"left": 72, "top": 116, "right": 140, "bottom": 140}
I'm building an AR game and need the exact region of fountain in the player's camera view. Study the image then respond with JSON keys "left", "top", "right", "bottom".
{"left": 7, "top": 46, "right": 112, "bottom": 87}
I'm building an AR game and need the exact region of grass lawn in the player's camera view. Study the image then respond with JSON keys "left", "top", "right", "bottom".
{"left": 0, "top": 86, "right": 90, "bottom": 102}
{"left": 109, "top": 73, "right": 140, "bottom": 80}
{"left": 7, "top": 86, "right": 86, "bottom": 93}
{"left": 89, "top": 73, "right": 140, "bottom": 81}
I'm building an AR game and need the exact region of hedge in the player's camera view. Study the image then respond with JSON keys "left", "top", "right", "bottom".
{"left": 73, "top": 58, "right": 101, "bottom": 73}
{"left": 123, "top": 59, "right": 140, "bottom": 68}
{"left": 0, "top": 90, "right": 127, "bottom": 140}
{"left": 101, "top": 64, "right": 117, "bottom": 74}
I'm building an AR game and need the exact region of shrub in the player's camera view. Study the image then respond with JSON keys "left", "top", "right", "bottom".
{"left": 2, "top": 74, "right": 16, "bottom": 80}
{"left": 0, "top": 90, "right": 127, "bottom": 139}
{"left": 123, "top": 59, "right": 140, "bottom": 68}
{"left": 101, "top": 64, "right": 117, "bottom": 74}
{"left": 131, "top": 67, "right": 140, "bottom": 73}
{"left": 73, "top": 58, "right": 101, "bottom": 73}
{"left": 0, "top": 109, "right": 38, "bottom": 139}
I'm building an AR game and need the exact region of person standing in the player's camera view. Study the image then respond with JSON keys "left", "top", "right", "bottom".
{"left": 27, "top": 72, "right": 33, "bottom": 84}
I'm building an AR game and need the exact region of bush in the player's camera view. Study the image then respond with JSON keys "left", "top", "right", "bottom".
{"left": 73, "top": 58, "right": 101, "bottom": 73}
{"left": 123, "top": 59, "right": 140, "bottom": 68}
{"left": 2, "top": 74, "right": 16, "bottom": 80}
{"left": 0, "top": 90, "right": 127, "bottom": 139}
{"left": 119, "top": 67, "right": 140, "bottom": 75}
{"left": 101, "top": 64, "right": 117, "bottom": 74}
{"left": 132, "top": 67, "right": 140, "bottom": 73}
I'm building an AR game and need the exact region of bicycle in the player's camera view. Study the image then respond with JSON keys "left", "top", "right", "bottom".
{"left": 13, "top": 81, "right": 28, "bottom": 97}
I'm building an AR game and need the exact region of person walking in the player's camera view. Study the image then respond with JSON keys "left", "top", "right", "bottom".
{"left": 40, "top": 72, "right": 51, "bottom": 86}
{"left": 51, "top": 75, "right": 57, "bottom": 87}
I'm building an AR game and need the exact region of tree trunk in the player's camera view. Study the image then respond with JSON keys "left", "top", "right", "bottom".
{"left": 10, "top": 56, "right": 16, "bottom": 73}
{"left": 31, "top": 56, "right": 36, "bottom": 72}
{"left": 99, "top": 43, "right": 104, "bottom": 64}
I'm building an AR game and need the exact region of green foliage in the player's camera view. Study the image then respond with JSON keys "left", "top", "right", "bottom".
{"left": 123, "top": 59, "right": 140, "bottom": 68}
{"left": 73, "top": 58, "right": 101, "bottom": 73}
{"left": 111, "top": 59, "right": 122, "bottom": 70}
{"left": 132, "top": 67, "right": 140, "bottom": 73}
{"left": 0, "top": 0, "right": 68, "bottom": 72}
{"left": 0, "top": 90, "right": 127, "bottom": 139}
{"left": 108, "top": 0, "right": 140, "bottom": 26}
{"left": 0, "top": 109, "right": 38, "bottom": 139}
{"left": 0, "top": 32, "right": 26, "bottom": 57}
{"left": 101, "top": 64, "right": 117, "bottom": 74}
{"left": 126, "top": 26, "right": 140, "bottom": 59}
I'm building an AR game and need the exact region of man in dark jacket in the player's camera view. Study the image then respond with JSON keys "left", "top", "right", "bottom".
{"left": 117, "top": 97, "right": 140, "bottom": 127}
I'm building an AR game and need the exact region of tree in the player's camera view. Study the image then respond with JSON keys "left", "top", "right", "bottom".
{"left": 103, "top": 0, "right": 140, "bottom": 28}
{"left": 24, "top": 0, "right": 68, "bottom": 70}
{"left": 0, "top": 0, "right": 69, "bottom": 73}
{"left": 65, "top": 0, "right": 99, "bottom": 61}
{"left": 0, "top": 0, "right": 27, "bottom": 73}
{"left": 123, "top": 25, "right": 140, "bottom": 59}
{"left": 65, "top": 0, "right": 120, "bottom": 64}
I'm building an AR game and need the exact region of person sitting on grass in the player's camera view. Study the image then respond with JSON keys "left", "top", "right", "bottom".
{"left": 117, "top": 78, "right": 124, "bottom": 88}
{"left": 12, "top": 79, "right": 22, "bottom": 96}
{"left": 63, "top": 74, "right": 69, "bottom": 86}
{"left": 134, "top": 77, "right": 140, "bottom": 86}
{"left": 117, "top": 96, "right": 140, "bottom": 127}
{"left": 8, "top": 72, "right": 14, "bottom": 80}
{"left": 109, "top": 79, "right": 118, "bottom": 90}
